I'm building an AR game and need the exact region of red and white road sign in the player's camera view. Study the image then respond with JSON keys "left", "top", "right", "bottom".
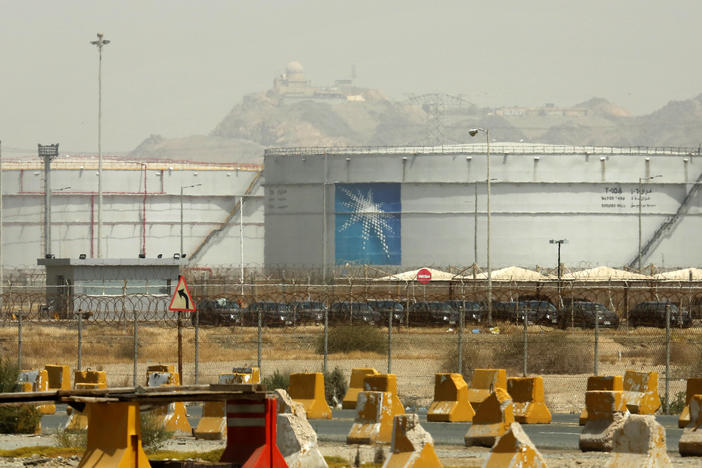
{"left": 169, "top": 276, "right": 196, "bottom": 312}
{"left": 417, "top": 268, "right": 432, "bottom": 284}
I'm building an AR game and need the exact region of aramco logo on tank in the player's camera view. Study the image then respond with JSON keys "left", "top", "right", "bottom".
{"left": 335, "top": 183, "right": 401, "bottom": 265}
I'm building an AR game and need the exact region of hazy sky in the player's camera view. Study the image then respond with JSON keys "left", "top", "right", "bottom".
{"left": 2, "top": 1, "right": 701, "bottom": 156}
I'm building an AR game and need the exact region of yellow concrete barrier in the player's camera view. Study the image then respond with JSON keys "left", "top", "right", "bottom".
{"left": 18, "top": 369, "right": 54, "bottom": 416}
{"left": 347, "top": 391, "right": 404, "bottom": 445}
{"left": 679, "top": 393, "right": 702, "bottom": 456}
{"left": 146, "top": 364, "right": 192, "bottom": 434}
{"left": 383, "top": 413, "right": 443, "bottom": 468}
{"left": 342, "top": 368, "right": 379, "bottom": 409}
{"left": 622, "top": 370, "right": 661, "bottom": 414}
{"left": 194, "top": 367, "right": 261, "bottom": 440}
{"left": 484, "top": 422, "right": 548, "bottom": 468}
{"left": 507, "top": 376, "right": 551, "bottom": 424}
{"left": 678, "top": 378, "right": 702, "bottom": 428}
{"left": 464, "top": 388, "right": 514, "bottom": 447}
{"left": 364, "top": 373, "right": 404, "bottom": 415}
{"left": 427, "top": 373, "right": 475, "bottom": 422}
{"left": 288, "top": 372, "right": 332, "bottom": 419}
{"left": 79, "top": 402, "right": 151, "bottom": 468}
{"left": 579, "top": 390, "right": 629, "bottom": 452}
{"left": 606, "top": 414, "right": 671, "bottom": 467}
{"left": 579, "top": 375, "right": 623, "bottom": 425}
{"left": 219, "top": 366, "right": 261, "bottom": 385}
{"left": 467, "top": 368, "right": 506, "bottom": 412}
{"left": 45, "top": 364, "right": 71, "bottom": 390}
{"left": 65, "top": 370, "right": 108, "bottom": 432}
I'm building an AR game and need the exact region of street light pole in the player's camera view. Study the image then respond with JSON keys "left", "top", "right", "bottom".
{"left": 637, "top": 175, "right": 661, "bottom": 271}
{"left": 180, "top": 184, "right": 201, "bottom": 257}
{"left": 240, "top": 195, "right": 245, "bottom": 295}
{"left": 91, "top": 33, "right": 110, "bottom": 258}
{"left": 469, "top": 128, "right": 491, "bottom": 325}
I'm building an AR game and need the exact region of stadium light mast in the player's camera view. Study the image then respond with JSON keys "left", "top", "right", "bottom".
{"left": 90, "top": 33, "right": 110, "bottom": 258}
{"left": 469, "top": 128, "right": 491, "bottom": 325}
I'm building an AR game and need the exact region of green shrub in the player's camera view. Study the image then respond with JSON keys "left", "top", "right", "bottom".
{"left": 0, "top": 357, "right": 41, "bottom": 434}
{"left": 55, "top": 428, "right": 87, "bottom": 448}
{"left": 140, "top": 411, "right": 173, "bottom": 452}
{"left": 668, "top": 391, "right": 687, "bottom": 416}
{"left": 0, "top": 357, "right": 19, "bottom": 392}
{"left": 446, "top": 332, "right": 592, "bottom": 378}
{"left": 324, "top": 367, "right": 347, "bottom": 406}
{"left": 316, "top": 325, "right": 387, "bottom": 354}
{"left": 262, "top": 369, "right": 290, "bottom": 391}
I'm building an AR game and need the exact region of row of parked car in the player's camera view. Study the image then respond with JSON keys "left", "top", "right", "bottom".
{"left": 194, "top": 297, "right": 692, "bottom": 329}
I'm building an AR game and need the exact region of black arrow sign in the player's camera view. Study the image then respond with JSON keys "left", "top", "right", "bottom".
{"left": 178, "top": 288, "right": 189, "bottom": 309}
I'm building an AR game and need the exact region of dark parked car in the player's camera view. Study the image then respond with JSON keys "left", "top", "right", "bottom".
{"left": 491, "top": 300, "right": 558, "bottom": 325}
{"left": 519, "top": 300, "right": 559, "bottom": 326}
{"left": 367, "top": 300, "right": 405, "bottom": 324}
{"left": 445, "top": 300, "right": 484, "bottom": 323}
{"left": 628, "top": 301, "right": 692, "bottom": 328}
{"left": 559, "top": 301, "right": 619, "bottom": 329}
{"left": 492, "top": 301, "right": 519, "bottom": 322}
{"left": 194, "top": 298, "right": 242, "bottom": 326}
{"left": 328, "top": 302, "right": 381, "bottom": 325}
{"left": 407, "top": 301, "right": 457, "bottom": 326}
{"left": 289, "top": 301, "right": 326, "bottom": 325}
{"left": 246, "top": 301, "right": 295, "bottom": 327}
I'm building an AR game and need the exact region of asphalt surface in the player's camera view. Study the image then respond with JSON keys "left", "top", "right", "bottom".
{"left": 42, "top": 405, "right": 684, "bottom": 452}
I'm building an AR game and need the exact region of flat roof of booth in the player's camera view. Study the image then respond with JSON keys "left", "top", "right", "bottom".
{"left": 37, "top": 258, "right": 186, "bottom": 267}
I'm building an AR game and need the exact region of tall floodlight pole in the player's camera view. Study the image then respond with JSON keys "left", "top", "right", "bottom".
{"left": 637, "top": 174, "right": 661, "bottom": 271}
{"left": 240, "top": 195, "right": 245, "bottom": 294}
{"left": 322, "top": 153, "right": 328, "bottom": 283}
{"left": 0, "top": 140, "right": 3, "bottom": 301}
{"left": 180, "top": 184, "right": 201, "bottom": 257}
{"left": 469, "top": 128, "right": 491, "bottom": 324}
{"left": 91, "top": 33, "right": 110, "bottom": 258}
{"left": 38, "top": 144, "right": 59, "bottom": 257}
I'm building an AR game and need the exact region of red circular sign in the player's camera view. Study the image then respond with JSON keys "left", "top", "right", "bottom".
{"left": 417, "top": 268, "right": 432, "bottom": 284}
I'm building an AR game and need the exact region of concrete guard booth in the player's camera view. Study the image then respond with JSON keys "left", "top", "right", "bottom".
{"left": 37, "top": 258, "right": 185, "bottom": 319}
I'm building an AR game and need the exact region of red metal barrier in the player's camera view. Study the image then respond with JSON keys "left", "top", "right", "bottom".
{"left": 220, "top": 396, "right": 288, "bottom": 468}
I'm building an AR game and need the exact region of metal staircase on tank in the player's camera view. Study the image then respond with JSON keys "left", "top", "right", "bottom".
{"left": 628, "top": 168, "right": 702, "bottom": 269}
{"left": 189, "top": 170, "right": 263, "bottom": 263}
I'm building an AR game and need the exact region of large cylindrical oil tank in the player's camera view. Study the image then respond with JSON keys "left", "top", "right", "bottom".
{"left": 263, "top": 144, "right": 702, "bottom": 271}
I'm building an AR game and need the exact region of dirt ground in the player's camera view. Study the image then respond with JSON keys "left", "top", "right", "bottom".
{"left": 0, "top": 434, "right": 701, "bottom": 467}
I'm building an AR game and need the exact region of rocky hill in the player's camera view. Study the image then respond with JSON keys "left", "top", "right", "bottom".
{"left": 129, "top": 68, "right": 702, "bottom": 163}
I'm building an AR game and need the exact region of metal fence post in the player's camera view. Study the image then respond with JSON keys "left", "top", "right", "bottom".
{"left": 323, "top": 307, "right": 328, "bottom": 374}
{"left": 194, "top": 309, "right": 199, "bottom": 384}
{"left": 458, "top": 307, "right": 464, "bottom": 374}
{"left": 257, "top": 309, "right": 262, "bottom": 370}
{"left": 594, "top": 308, "right": 599, "bottom": 376}
{"left": 77, "top": 309, "right": 83, "bottom": 371}
{"left": 458, "top": 282, "right": 464, "bottom": 374}
{"left": 387, "top": 309, "right": 393, "bottom": 374}
{"left": 133, "top": 307, "right": 138, "bottom": 386}
{"left": 17, "top": 311, "right": 22, "bottom": 370}
{"left": 665, "top": 302, "right": 671, "bottom": 414}
{"left": 523, "top": 306, "right": 528, "bottom": 377}
{"left": 177, "top": 311, "right": 183, "bottom": 383}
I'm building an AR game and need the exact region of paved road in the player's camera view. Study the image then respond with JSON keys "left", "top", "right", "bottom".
{"left": 42, "top": 405, "right": 684, "bottom": 452}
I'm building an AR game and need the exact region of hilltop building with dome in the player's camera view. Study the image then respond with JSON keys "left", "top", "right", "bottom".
{"left": 271, "top": 61, "right": 362, "bottom": 102}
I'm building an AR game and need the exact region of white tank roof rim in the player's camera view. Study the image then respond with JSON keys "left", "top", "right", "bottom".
{"left": 265, "top": 143, "right": 700, "bottom": 157}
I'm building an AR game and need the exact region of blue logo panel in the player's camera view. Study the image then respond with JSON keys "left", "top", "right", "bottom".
{"left": 335, "top": 183, "right": 401, "bottom": 265}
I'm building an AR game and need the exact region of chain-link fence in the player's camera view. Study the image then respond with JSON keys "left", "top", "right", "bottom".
{"left": 1, "top": 280, "right": 700, "bottom": 414}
